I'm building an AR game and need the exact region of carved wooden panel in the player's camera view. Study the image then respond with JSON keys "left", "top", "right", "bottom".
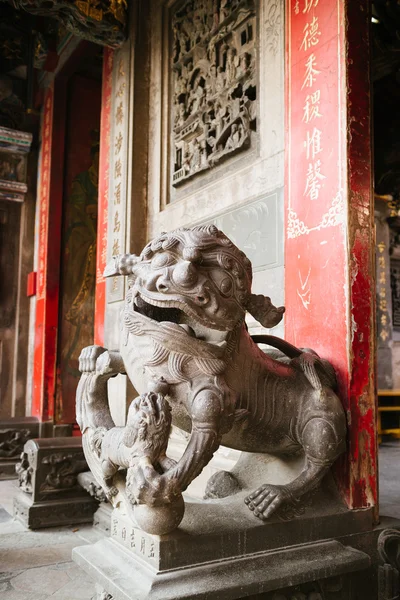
{"left": 171, "top": 0, "right": 257, "bottom": 188}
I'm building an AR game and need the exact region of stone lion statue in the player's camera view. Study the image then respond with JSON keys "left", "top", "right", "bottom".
{"left": 76, "top": 225, "right": 346, "bottom": 534}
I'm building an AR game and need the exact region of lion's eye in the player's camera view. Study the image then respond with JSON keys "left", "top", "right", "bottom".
{"left": 151, "top": 252, "right": 175, "bottom": 269}
{"left": 220, "top": 277, "right": 233, "bottom": 295}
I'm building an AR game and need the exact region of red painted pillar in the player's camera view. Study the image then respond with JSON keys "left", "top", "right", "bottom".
{"left": 94, "top": 47, "right": 114, "bottom": 347}
{"left": 285, "top": 1, "right": 376, "bottom": 513}
{"left": 32, "top": 81, "right": 66, "bottom": 423}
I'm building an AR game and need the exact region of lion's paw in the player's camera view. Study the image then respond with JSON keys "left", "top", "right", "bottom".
{"left": 244, "top": 484, "right": 292, "bottom": 520}
{"left": 79, "top": 345, "right": 107, "bottom": 373}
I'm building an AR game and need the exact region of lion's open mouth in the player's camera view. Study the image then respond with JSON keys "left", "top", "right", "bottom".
{"left": 134, "top": 295, "right": 182, "bottom": 325}
{"left": 132, "top": 293, "right": 229, "bottom": 344}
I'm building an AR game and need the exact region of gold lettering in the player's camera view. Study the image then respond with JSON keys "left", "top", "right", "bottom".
{"left": 300, "top": 16, "right": 321, "bottom": 52}
{"left": 302, "top": 54, "right": 320, "bottom": 90}
{"left": 302, "top": 90, "right": 322, "bottom": 123}
{"left": 115, "top": 132, "right": 123, "bottom": 154}
{"left": 115, "top": 159, "right": 122, "bottom": 179}
{"left": 304, "top": 159, "right": 326, "bottom": 201}
{"left": 303, "top": 0, "right": 319, "bottom": 13}
{"left": 304, "top": 127, "right": 323, "bottom": 160}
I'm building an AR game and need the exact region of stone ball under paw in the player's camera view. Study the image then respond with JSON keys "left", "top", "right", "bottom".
{"left": 134, "top": 494, "right": 185, "bottom": 535}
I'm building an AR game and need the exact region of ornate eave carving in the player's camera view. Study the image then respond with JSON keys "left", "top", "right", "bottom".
{"left": 7, "top": 0, "right": 127, "bottom": 48}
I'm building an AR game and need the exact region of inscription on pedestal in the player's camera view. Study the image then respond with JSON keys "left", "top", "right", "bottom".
{"left": 111, "top": 515, "right": 160, "bottom": 567}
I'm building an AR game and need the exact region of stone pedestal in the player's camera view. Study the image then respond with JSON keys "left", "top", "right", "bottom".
{"left": 13, "top": 437, "right": 96, "bottom": 529}
{"left": 78, "top": 471, "right": 112, "bottom": 535}
{"left": 73, "top": 463, "right": 375, "bottom": 600}
{"left": 73, "top": 498, "right": 371, "bottom": 600}
{"left": 0, "top": 417, "right": 39, "bottom": 480}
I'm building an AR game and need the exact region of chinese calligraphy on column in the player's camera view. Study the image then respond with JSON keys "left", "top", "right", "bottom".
{"left": 37, "top": 89, "right": 53, "bottom": 300}
{"left": 94, "top": 47, "right": 113, "bottom": 345}
{"left": 107, "top": 46, "right": 129, "bottom": 303}
{"left": 287, "top": 0, "right": 344, "bottom": 239}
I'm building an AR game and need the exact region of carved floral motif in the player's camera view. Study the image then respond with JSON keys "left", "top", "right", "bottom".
{"left": 171, "top": 0, "right": 257, "bottom": 185}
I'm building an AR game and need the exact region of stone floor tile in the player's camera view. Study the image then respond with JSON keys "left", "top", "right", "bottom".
{"left": 74, "top": 526, "right": 104, "bottom": 545}
{"left": 0, "top": 529, "right": 85, "bottom": 550}
{"left": 50, "top": 575, "right": 96, "bottom": 599}
{"left": 2, "top": 586, "right": 45, "bottom": 600}
{"left": 0, "top": 481, "right": 18, "bottom": 515}
{"left": 0, "top": 519, "right": 26, "bottom": 535}
{"left": 10, "top": 564, "right": 70, "bottom": 595}
{"left": 0, "top": 540, "right": 86, "bottom": 571}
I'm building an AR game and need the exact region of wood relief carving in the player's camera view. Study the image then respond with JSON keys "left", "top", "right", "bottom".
{"left": 171, "top": 0, "right": 257, "bottom": 186}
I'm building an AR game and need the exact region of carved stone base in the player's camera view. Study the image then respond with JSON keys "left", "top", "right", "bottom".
{"left": 73, "top": 532, "right": 368, "bottom": 600}
{"left": 93, "top": 502, "right": 112, "bottom": 535}
{"left": 13, "top": 492, "right": 97, "bottom": 529}
{"left": 77, "top": 471, "right": 111, "bottom": 535}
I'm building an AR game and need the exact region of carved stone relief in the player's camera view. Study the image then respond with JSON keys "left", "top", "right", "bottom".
{"left": 378, "top": 528, "right": 400, "bottom": 600}
{"left": 171, "top": 0, "right": 257, "bottom": 186}
{"left": 40, "top": 451, "right": 88, "bottom": 493}
{"left": 0, "top": 428, "right": 31, "bottom": 459}
{"left": 15, "top": 450, "right": 33, "bottom": 493}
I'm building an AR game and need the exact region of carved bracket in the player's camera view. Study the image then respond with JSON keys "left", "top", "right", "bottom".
{"left": 6, "top": 0, "right": 127, "bottom": 48}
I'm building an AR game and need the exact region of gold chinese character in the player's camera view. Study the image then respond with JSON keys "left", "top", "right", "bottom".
{"left": 303, "top": 0, "right": 319, "bottom": 13}
{"left": 379, "top": 287, "right": 386, "bottom": 300}
{"left": 115, "top": 132, "right": 123, "bottom": 154}
{"left": 116, "top": 82, "right": 126, "bottom": 98}
{"left": 381, "top": 314, "right": 388, "bottom": 326}
{"left": 379, "top": 256, "right": 385, "bottom": 268}
{"left": 300, "top": 16, "right": 321, "bottom": 52}
{"left": 115, "top": 182, "right": 121, "bottom": 204}
{"left": 118, "top": 58, "right": 125, "bottom": 79}
{"left": 378, "top": 241, "right": 385, "bottom": 254}
{"left": 114, "top": 211, "right": 121, "bottom": 233}
{"left": 112, "top": 238, "right": 120, "bottom": 256}
{"left": 304, "top": 159, "right": 326, "bottom": 201}
{"left": 294, "top": 0, "right": 300, "bottom": 14}
{"left": 302, "top": 90, "right": 322, "bottom": 123}
{"left": 379, "top": 271, "right": 386, "bottom": 285}
{"left": 304, "top": 127, "right": 323, "bottom": 160}
{"left": 380, "top": 329, "right": 389, "bottom": 342}
{"left": 115, "top": 159, "right": 122, "bottom": 179}
{"left": 302, "top": 54, "right": 320, "bottom": 89}
{"left": 116, "top": 102, "right": 123, "bottom": 125}
{"left": 380, "top": 299, "right": 387, "bottom": 312}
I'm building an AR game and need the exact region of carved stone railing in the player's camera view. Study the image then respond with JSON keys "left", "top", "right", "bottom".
{"left": 0, "top": 417, "right": 39, "bottom": 480}
{"left": 14, "top": 437, "right": 97, "bottom": 529}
